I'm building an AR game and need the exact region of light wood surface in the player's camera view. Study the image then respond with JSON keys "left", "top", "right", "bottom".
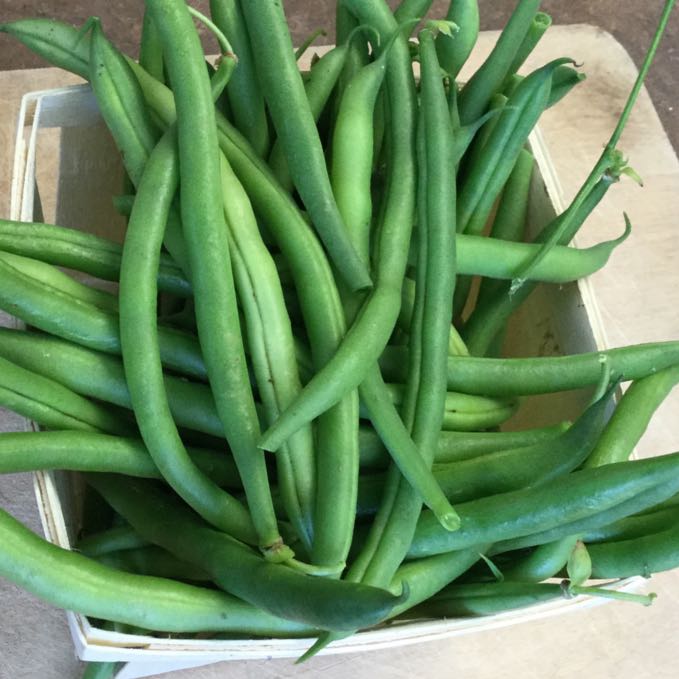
{"left": 1, "top": 24, "right": 678, "bottom": 678}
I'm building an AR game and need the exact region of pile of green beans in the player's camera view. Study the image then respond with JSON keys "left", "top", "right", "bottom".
{"left": 0, "top": 0, "right": 678, "bottom": 668}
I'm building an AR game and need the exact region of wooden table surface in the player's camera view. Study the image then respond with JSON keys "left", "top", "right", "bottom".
{"left": 1, "top": 24, "right": 679, "bottom": 679}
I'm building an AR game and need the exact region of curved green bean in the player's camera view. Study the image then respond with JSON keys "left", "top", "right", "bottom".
{"left": 0, "top": 507, "right": 313, "bottom": 637}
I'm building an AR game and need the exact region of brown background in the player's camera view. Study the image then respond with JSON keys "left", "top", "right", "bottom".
{"left": 1, "top": 1, "right": 678, "bottom": 151}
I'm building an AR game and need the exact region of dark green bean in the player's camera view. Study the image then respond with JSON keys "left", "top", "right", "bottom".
{"left": 356, "top": 388, "right": 611, "bottom": 514}
{"left": 504, "top": 12, "right": 552, "bottom": 81}
{"left": 458, "top": 59, "right": 569, "bottom": 237}
{"left": 0, "top": 506, "right": 313, "bottom": 637}
{"left": 90, "top": 474, "right": 405, "bottom": 632}
{"left": 581, "top": 504, "right": 679, "bottom": 544}
{"left": 210, "top": 0, "right": 270, "bottom": 157}
{"left": 489, "top": 476, "right": 679, "bottom": 555}
{"left": 408, "top": 452, "right": 679, "bottom": 559}
{"left": 404, "top": 581, "right": 564, "bottom": 618}
{"left": 457, "top": 0, "right": 540, "bottom": 125}
{"left": 589, "top": 523, "right": 679, "bottom": 579}
{"left": 139, "top": 9, "right": 164, "bottom": 82}
{"left": 241, "top": 0, "right": 371, "bottom": 291}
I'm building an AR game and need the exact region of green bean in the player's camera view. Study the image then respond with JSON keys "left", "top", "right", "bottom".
{"left": 589, "top": 523, "right": 679, "bottom": 579}
{"left": 219, "top": 152, "right": 315, "bottom": 550}
{"left": 0, "top": 355, "right": 133, "bottom": 435}
{"left": 581, "top": 504, "right": 679, "bottom": 544}
{"left": 450, "top": 109, "right": 502, "bottom": 168}
{"left": 89, "top": 22, "right": 189, "bottom": 275}
{"left": 90, "top": 19, "right": 159, "bottom": 188}
{"left": 258, "top": 9, "right": 416, "bottom": 455}
{"left": 439, "top": 341, "right": 679, "bottom": 396}
{"left": 268, "top": 27, "right": 374, "bottom": 192}
{"left": 504, "top": 12, "right": 552, "bottom": 81}
{"left": 457, "top": 92, "right": 507, "bottom": 177}
{"left": 0, "top": 430, "right": 240, "bottom": 488}
{"left": 209, "top": 0, "right": 270, "bottom": 158}
{"left": 330, "top": 27, "right": 400, "bottom": 265}
{"left": 459, "top": 225, "right": 629, "bottom": 281}
{"left": 585, "top": 364, "right": 679, "bottom": 468}
{"left": 0, "top": 251, "right": 118, "bottom": 313}
{"left": 546, "top": 65, "right": 587, "bottom": 107}
{"left": 489, "top": 476, "right": 679, "bottom": 555}
{"left": 0, "top": 253, "right": 205, "bottom": 378}
{"left": 0, "top": 328, "right": 225, "bottom": 438}
{"left": 127, "top": 52, "right": 358, "bottom": 569}
{"left": 97, "top": 545, "right": 210, "bottom": 582}
{"left": 90, "top": 474, "right": 405, "bottom": 632}
{"left": 458, "top": 59, "right": 569, "bottom": 237}
{"left": 503, "top": 535, "right": 581, "bottom": 582}
{"left": 299, "top": 0, "right": 421, "bottom": 652}
{"left": 383, "top": 546, "right": 487, "bottom": 622}
{"left": 404, "top": 581, "right": 564, "bottom": 618}
{"left": 408, "top": 452, "right": 679, "bottom": 559}
{"left": 145, "top": 0, "right": 286, "bottom": 559}
{"left": 394, "top": 0, "right": 434, "bottom": 21}
{"left": 0, "top": 506, "right": 313, "bottom": 637}
{"left": 356, "top": 388, "right": 610, "bottom": 514}
{"left": 376, "top": 384, "right": 518, "bottom": 432}
{"left": 472, "top": 148, "right": 535, "bottom": 320}
{"left": 77, "top": 525, "right": 149, "bottom": 557}
{"left": 462, "top": 179, "right": 611, "bottom": 356}
{"left": 506, "top": 0, "right": 675, "bottom": 297}
{"left": 358, "top": 421, "right": 569, "bottom": 469}
{"left": 488, "top": 148, "right": 535, "bottom": 242}
{"left": 0, "top": 219, "right": 190, "bottom": 297}
{"left": 139, "top": 9, "right": 164, "bottom": 82}
{"left": 0, "top": 19, "right": 90, "bottom": 78}
{"left": 457, "top": 0, "right": 540, "bottom": 125}
{"left": 117, "top": 128, "right": 257, "bottom": 546}
{"left": 436, "top": 0, "right": 479, "bottom": 80}
{"left": 241, "top": 0, "right": 371, "bottom": 291}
